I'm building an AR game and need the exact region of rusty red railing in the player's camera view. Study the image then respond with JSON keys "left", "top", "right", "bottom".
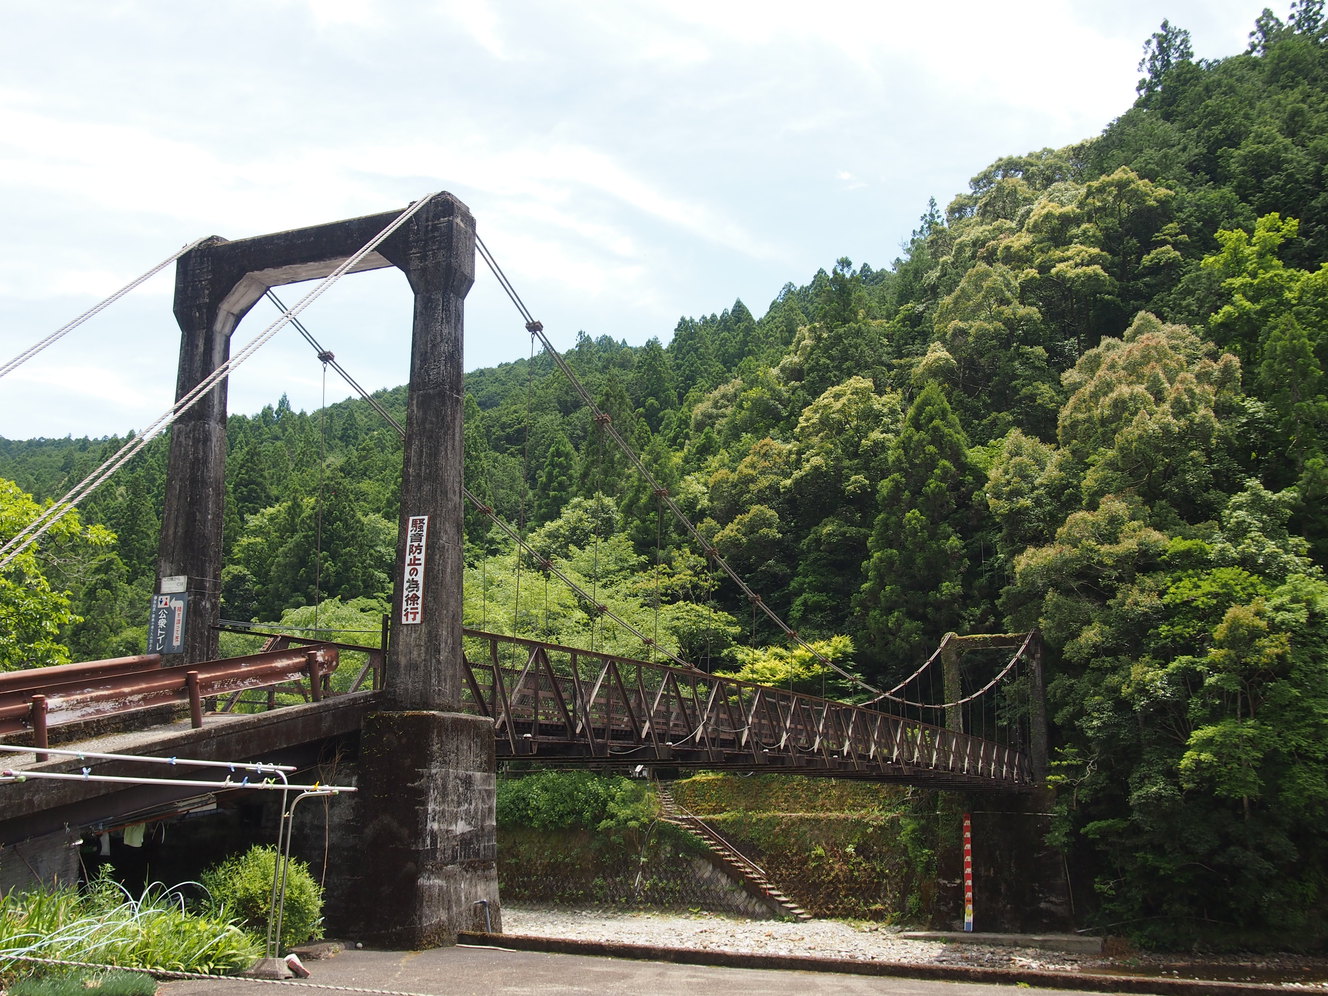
{"left": 0, "top": 646, "right": 342, "bottom": 750}
{"left": 1, "top": 631, "right": 1029, "bottom": 787}
{"left": 459, "top": 630, "right": 1031, "bottom": 787}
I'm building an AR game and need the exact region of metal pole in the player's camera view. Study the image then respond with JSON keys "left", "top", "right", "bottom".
{"left": 270, "top": 789, "right": 337, "bottom": 956}
{"left": 0, "top": 743, "right": 295, "bottom": 774}
{"left": 0, "top": 770, "right": 350, "bottom": 792}
{"left": 266, "top": 779, "right": 294, "bottom": 961}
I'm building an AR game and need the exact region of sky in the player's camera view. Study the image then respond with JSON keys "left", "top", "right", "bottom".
{"left": 0, "top": 0, "right": 1281, "bottom": 440}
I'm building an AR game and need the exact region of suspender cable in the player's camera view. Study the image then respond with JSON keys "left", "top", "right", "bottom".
{"left": 474, "top": 233, "right": 891, "bottom": 701}
{"left": 0, "top": 195, "right": 433, "bottom": 573}
{"left": 0, "top": 238, "right": 209, "bottom": 380}
{"left": 478, "top": 233, "right": 1038, "bottom": 712}
{"left": 263, "top": 289, "right": 406, "bottom": 436}
{"left": 261, "top": 278, "right": 703, "bottom": 671}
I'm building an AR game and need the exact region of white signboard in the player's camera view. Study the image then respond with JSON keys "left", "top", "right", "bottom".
{"left": 400, "top": 515, "right": 429, "bottom": 625}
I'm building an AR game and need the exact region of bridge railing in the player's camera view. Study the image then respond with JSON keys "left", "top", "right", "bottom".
{"left": 0, "top": 646, "right": 342, "bottom": 751}
{"left": 458, "top": 629, "right": 1031, "bottom": 786}
{"left": 2, "top": 633, "right": 1029, "bottom": 785}
{"left": 228, "top": 631, "right": 385, "bottom": 697}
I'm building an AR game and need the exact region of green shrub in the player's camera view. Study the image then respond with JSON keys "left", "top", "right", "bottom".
{"left": 200, "top": 846, "right": 323, "bottom": 952}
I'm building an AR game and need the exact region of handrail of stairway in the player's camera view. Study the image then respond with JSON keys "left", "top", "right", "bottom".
{"left": 657, "top": 779, "right": 769, "bottom": 880}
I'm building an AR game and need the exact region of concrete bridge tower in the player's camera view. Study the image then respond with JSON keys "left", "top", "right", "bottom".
{"left": 157, "top": 192, "right": 499, "bottom": 946}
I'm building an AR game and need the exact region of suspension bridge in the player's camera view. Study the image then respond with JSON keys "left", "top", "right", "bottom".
{"left": 0, "top": 192, "right": 1047, "bottom": 946}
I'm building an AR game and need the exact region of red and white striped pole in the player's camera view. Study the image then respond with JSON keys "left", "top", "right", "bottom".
{"left": 963, "top": 812, "right": 974, "bottom": 932}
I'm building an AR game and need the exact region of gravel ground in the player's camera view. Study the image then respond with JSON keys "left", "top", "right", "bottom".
{"left": 504, "top": 905, "right": 1098, "bottom": 971}
{"left": 501, "top": 905, "right": 1328, "bottom": 987}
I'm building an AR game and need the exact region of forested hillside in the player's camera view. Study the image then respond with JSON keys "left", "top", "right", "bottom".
{"left": 5, "top": 8, "right": 1328, "bottom": 947}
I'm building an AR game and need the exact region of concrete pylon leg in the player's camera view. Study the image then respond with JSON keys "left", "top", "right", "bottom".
{"left": 353, "top": 193, "right": 502, "bottom": 944}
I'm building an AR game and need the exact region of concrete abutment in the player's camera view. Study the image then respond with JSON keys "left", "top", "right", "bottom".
{"left": 347, "top": 711, "right": 501, "bottom": 947}
{"left": 936, "top": 787, "right": 1071, "bottom": 933}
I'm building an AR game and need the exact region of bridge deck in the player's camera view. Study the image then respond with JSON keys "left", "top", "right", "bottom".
{"left": 0, "top": 694, "right": 372, "bottom": 843}
{"left": 461, "top": 630, "right": 1031, "bottom": 790}
{"left": 0, "top": 632, "right": 1033, "bottom": 846}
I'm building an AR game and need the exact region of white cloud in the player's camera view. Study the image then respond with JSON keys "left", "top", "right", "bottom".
{"left": 430, "top": 0, "right": 512, "bottom": 60}
{"left": 837, "top": 170, "right": 867, "bottom": 191}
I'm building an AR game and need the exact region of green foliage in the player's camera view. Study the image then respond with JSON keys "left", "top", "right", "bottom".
{"left": 1137, "top": 19, "right": 1194, "bottom": 99}
{"left": 227, "top": 488, "right": 394, "bottom": 623}
{"left": 856, "top": 384, "right": 978, "bottom": 679}
{"left": 496, "top": 771, "right": 654, "bottom": 840}
{"left": 1006, "top": 305, "right": 1328, "bottom": 945}
{"left": 466, "top": 492, "right": 739, "bottom": 666}
{"left": 0, "top": 477, "right": 115, "bottom": 671}
{"left": 717, "top": 635, "right": 861, "bottom": 699}
{"left": 199, "top": 845, "right": 323, "bottom": 952}
{"left": 1198, "top": 212, "right": 1328, "bottom": 551}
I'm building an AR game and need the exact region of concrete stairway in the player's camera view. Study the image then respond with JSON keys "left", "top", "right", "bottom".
{"left": 656, "top": 782, "right": 812, "bottom": 922}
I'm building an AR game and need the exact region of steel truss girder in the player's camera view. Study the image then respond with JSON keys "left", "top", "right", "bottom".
{"left": 459, "top": 629, "right": 1031, "bottom": 788}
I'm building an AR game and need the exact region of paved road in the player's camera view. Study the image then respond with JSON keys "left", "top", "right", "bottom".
{"left": 156, "top": 944, "right": 1132, "bottom": 996}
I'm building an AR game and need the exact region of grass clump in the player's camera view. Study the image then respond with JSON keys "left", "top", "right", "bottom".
{"left": 0, "top": 867, "right": 260, "bottom": 988}
{"left": 9, "top": 967, "right": 156, "bottom": 995}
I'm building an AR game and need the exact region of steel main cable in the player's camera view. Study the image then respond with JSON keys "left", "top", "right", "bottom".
{"left": 261, "top": 282, "right": 702, "bottom": 673}
{"left": 483, "top": 238, "right": 1034, "bottom": 714}
{"left": 862, "top": 641, "right": 947, "bottom": 706}
{"left": 0, "top": 237, "right": 209, "bottom": 380}
{"left": 866, "top": 631, "right": 1037, "bottom": 712}
{"left": 473, "top": 233, "right": 896, "bottom": 703}
{"left": 0, "top": 195, "right": 434, "bottom": 572}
